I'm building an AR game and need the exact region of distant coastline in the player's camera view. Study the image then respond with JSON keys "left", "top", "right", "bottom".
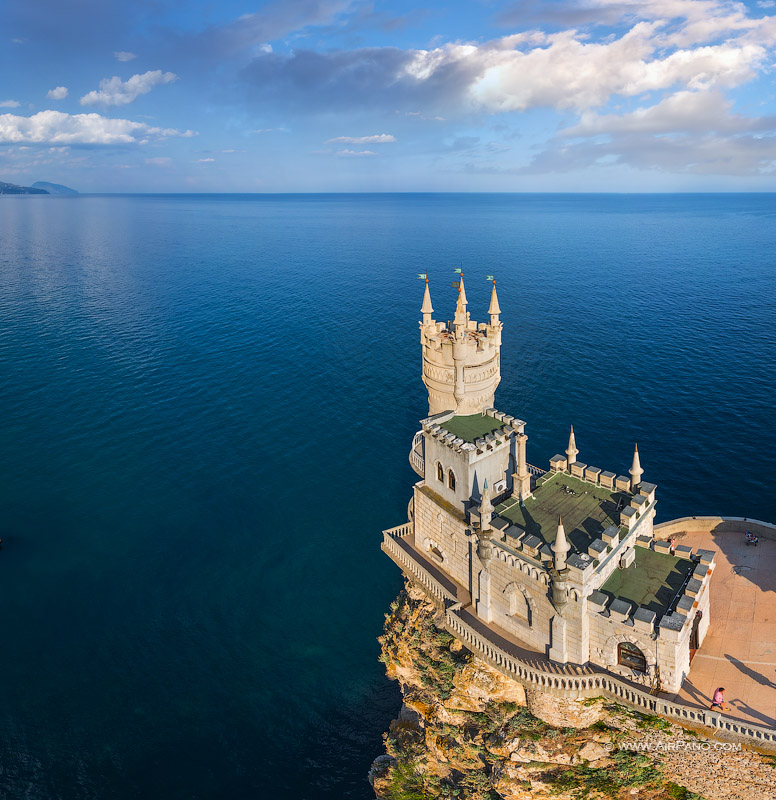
{"left": 0, "top": 180, "right": 78, "bottom": 195}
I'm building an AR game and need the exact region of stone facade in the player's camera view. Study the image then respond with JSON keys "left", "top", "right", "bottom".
{"left": 397, "top": 278, "right": 716, "bottom": 696}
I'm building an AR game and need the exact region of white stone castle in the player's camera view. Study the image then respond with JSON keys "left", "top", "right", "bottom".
{"left": 386, "top": 275, "right": 716, "bottom": 695}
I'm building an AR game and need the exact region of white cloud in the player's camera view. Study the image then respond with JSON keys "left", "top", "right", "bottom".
{"left": 523, "top": 89, "right": 776, "bottom": 176}
{"left": 80, "top": 70, "right": 178, "bottom": 107}
{"left": 336, "top": 148, "right": 377, "bottom": 157}
{"left": 46, "top": 86, "right": 69, "bottom": 100}
{"left": 325, "top": 133, "right": 396, "bottom": 144}
{"left": 197, "top": 157, "right": 215, "bottom": 162}
{"left": 245, "top": 0, "right": 776, "bottom": 116}
{"left": 0, "top": 110, "right": 195, "bottom": 145}
{"left": 0, "top": 100, "right": 20, "bottom": 108}
{"left": 404, "top": 111, "right": 446, "bottom": 121}
{"left": 400, "top": 26, "right": 768, "bottom": 113}
{"left": 115, "top": 51, "right": 137, "bottom": 62}
{"left": 562, "top": 90, "right": 772, "bottom": 137}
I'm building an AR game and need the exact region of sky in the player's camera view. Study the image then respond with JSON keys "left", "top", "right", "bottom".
{"left": 2, "top": 0, "right": 776, "bottom": 191}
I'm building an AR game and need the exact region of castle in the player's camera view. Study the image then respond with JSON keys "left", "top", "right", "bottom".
{"left": 385, "top": 275, "right": 716, "bottom": 696}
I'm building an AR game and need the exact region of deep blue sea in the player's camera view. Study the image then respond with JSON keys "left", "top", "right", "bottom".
{"left": 0, "top": 193, "right": 774, "bottom": 799}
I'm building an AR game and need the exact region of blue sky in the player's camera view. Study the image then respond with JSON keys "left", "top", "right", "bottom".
{"left": 2, "top": 0, "right": 776, "bottom": 191}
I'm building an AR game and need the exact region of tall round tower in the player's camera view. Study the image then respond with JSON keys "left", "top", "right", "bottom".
{"left": 419, "top": 275, "right": 502, "bottom": 416}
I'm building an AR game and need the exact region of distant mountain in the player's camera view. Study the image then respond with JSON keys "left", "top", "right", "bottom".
{"left": 0, "top": 181, "right": 49, "bottom": 194}
{"left": 32, "top": 181, "right": 78, "bottom": 196}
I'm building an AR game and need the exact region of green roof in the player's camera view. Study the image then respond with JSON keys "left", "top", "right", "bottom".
{"left": 495, "top": 471, "right": 626, "bottom": 553}
{"left": 601, "top": 547, "right": 694, "bottom": 615}
{"left": 440, "top": 413, "right": 506, "bottom": 443}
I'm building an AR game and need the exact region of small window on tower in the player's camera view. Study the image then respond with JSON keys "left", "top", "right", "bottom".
{"left": 436, "top": 462, "right": 444, "bottom": 482}
{"left": 448, "top": 470, "right": 456, "bottom": 491}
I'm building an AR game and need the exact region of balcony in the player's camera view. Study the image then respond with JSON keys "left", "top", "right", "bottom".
{"left": 409, "top": 430, "right": 424, "bottom": 477}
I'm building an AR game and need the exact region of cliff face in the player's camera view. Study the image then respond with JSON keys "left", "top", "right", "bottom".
{"left": 371, "top": 582, "right": 776, "bottom": 800}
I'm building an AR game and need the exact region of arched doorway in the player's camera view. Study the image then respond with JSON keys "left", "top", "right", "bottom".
{"left": 618, "top": 641, "right": 647, "bottom": 673}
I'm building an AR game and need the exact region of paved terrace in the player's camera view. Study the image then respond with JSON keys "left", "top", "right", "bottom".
{"left": 495, "top": 471, "right": 627, "bottom": 553}
{"left": 666, "top": 523, "right": 776, "bottom": 730}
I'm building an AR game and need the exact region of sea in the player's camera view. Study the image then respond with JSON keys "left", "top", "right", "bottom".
{"left": 0, "top": 193, "right": 774, "bottom": 799}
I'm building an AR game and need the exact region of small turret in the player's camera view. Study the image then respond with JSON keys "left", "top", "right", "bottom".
{"left": 552, "top": 515, "right": 570, "bottom": 572}
{"left": 488, "top": 279, "right": 501, "bottom": 326}
{"left": 550, "top": 516, "right": 570, "bottom": 616}
{"left": 454, "top": 272, "right": 468, "bottom": 329}
{"left": 629, "top": 443, "right": 643, "bottom": 491}
{"left": 566, "top": 425, "right": 578, "bottom": 467}
{"left": 480, "top": 480, "right": 494, "bottom": 532}
{"left": 421, "top": 278, "right": 434, "bottom": 327}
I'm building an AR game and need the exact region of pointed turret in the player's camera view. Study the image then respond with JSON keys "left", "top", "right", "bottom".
{"left": 566, "top": 425, "right": 578, "bottom": 467}
{"left": 552, "top": 515, "right": 570, "bottom": 571}
{"left": 477, "top": 480, "right": 495, "bottom": 568}
{"left": 629, "top": 443, "right": 643, "bottom": 491}
{"left": 454, "top": 272, "right": 468, "bottom": 327}
{"left": 480, "top": 480, "right": 494, "bottom": 532}
{"left": 421, "top": 278, "right": 434, "bottom": 326}
{"left": 488, "top": 279, "right": 501, "bottom": 325}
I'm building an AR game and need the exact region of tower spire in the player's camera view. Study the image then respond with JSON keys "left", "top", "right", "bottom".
{"left": 629, "top": 443, "right": 643, "bottom": 491}
{"left": 421, "top": 278, "right": 434, "bottom": 326}
{"left": 488, "top": 278, "right": 501, "bottom": 323}
{"left": 552, "top": 515, "right": 570, "bottom": 571}
{"left": 454, "top": 271, "right": 468, "bottom": 326}
{"left": 566, "top": 425, "right": 578, "bottom": 467}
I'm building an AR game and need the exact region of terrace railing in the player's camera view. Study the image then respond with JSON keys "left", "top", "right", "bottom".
{"left": 382, "top": 522, "right": 776, "bottom": 748}
{"left": 408, "top": 431, "right": 425, "bottom": 478}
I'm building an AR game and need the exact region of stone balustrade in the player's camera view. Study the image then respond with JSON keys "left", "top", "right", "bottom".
{"left": 382, "top": 522, "right": 776, "bottom": 748}
{"left": 408, "top": 431, "right": 425, "bottom": 477}
{"left": 654, "top": 516, "right": 776, "bottom": 542}
{"left": 382, "top": 524, "right": 457, "bottom": 605}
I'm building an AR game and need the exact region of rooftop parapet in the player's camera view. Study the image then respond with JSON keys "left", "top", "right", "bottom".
{"left": 421, "top": 409, "right": 521, "bottom": 456}
{"left": 595, "top": 544, "right": 714, "bottom": 633}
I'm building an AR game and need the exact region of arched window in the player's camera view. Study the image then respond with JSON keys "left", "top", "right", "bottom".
{"left": 429, "top": 545, "right": 444, "bottom": 563}
{"left": 436, "top": 462, "right": 444, "bottom": 482}
{"left": 448, "top": 470, "right": 456, "bottom": 491}
{"left": 618, "top": 641, "right": 647, "bottom": 672}
{"left": 505, "top": 584, "right": 532, "bottom": 626}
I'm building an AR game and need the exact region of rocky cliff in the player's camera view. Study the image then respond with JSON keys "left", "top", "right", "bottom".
{"left": 371, "top": 582, "right": 776, "bottom": 800}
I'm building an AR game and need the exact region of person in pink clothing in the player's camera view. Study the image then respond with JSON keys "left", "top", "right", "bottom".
{"left": 710, "top": 687, "right": 726, "bottom": 711}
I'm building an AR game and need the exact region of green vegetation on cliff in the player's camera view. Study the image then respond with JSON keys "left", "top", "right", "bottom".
{"left": 372, "top": 584, "right": 726, "bottom": 800}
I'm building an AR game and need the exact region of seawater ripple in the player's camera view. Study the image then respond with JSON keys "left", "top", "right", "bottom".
{"left": 0, "top": 193, "right": 773, "bottom": 800}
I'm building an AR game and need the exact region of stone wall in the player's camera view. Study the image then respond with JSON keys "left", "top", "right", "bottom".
{"left": 422, "top": 421, "right": 514, "bottom": 508}
{"left": 413, "top": 483, "right": 471, "bottom": 589}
